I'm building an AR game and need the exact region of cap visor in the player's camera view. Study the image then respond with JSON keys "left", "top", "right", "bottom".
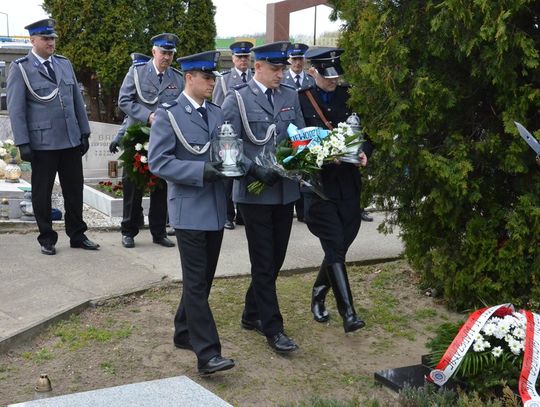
{"left": 156, "top": 46, "right": 176, "bottom": 52}
{"left": 319, "top": 66, "right": 342, "bottom": 78}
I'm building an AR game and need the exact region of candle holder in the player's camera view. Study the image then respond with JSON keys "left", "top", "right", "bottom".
{"left": 340, "top": 113, "right": 363, "bottom": 164}
{"left": 212, "top": 121, "right": 244, "bottom": 177}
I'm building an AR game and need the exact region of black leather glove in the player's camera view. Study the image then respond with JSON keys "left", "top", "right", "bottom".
{"left": 203, "top": 161, "right": 226, "bottom": 182}
{"left": 250, "top": 164, "right": 280, "bottom": 186}
{"left": 109, "top": 140, "right": 120, "bottom": 154}
{"left": 18, "top": 143, "right": 33, "bottom": 162}
{"left": 80, "top": 135, "right": 90, "bottom": 156}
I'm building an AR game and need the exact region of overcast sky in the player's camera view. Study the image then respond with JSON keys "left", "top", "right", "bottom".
{"left": 1, "top": 0, "right": 342, "bottom": 38}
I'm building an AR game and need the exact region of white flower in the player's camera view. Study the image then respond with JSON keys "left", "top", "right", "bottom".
{"left": 4, "top": 139, "right": 14, "bottom": 146}
{"left": 309, "top": 145, "right": 322, "bottom": 154}
{"left": 143, "top": 142, "right": 149, "bottom": 151}
{"left": 482, "top": 323, "right": 497, "bottom": 336}
{"left": 135, "top": 143, "right": 143, "bottom": 151}
{"left": 497, "top": 318, "right": 512, "bottom": 335}
{"left": 140, "top": 155, "right": 148, "bottom": 164}
{"left": 507, "top": 338, "right": 523, "bottom": 355}
{"left": 473, "top": 332, "right": 484, "bottom": 342}
{"left": 491, "top": 346, "right": 503, "bottom": 358}
{"left": 473, "top": 340, "right": 486, "bottom": 352}
{"left": 513, "top": 327, "right": 526, "bottom": 340}
{"left": 316, "top": 157, "right": 324, "bottom": 167}
{"left": 0, "top": 147, "right": 6, "bottom": 157}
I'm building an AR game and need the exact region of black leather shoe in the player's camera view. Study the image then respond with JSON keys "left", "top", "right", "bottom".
{"left": 174, "top": 340, "right": 193, "bottom": 351}
{"left": 198, "top": 355, "right": 235, "bottom": 374}
{"left": 235, "top": 217, "right": 244, "bottom": 226}
{"left": 167, "top": 227, "right": 176, "bottom": 236}
{"left": 70, "top": 239, "right": 100, "bottom": 250}
{"left": 361, "top": 211, "right": 374, "bottom": 222}
{"left": 266, "top": 332, "right": 299, "bottom": 354}
{"left": 41, "top": 244, "right": 56, "bottom": 255}
{"left": 153, "top": 237, "right": 175, "bottom": 247}
{"left": 224, "top": 220, "right": 235, "bottom": 230}
{"left": 122, "top": 236, "right": 135, "bottom": 248}
{"left": 241, "top": 318, "right": 264, "bottom": 336}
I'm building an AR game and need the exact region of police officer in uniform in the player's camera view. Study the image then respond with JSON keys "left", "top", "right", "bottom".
{"left": 110, "top": 53, "right": 152, "bottom": 156}
{"left": 282, "top": 43, "right": 314, "bottom": 223}
{"left": 282, "top": 43, "right": 315, "bottom": 89}
{"left": 298, "top": 47, "right": 374, "bottom": 333}
{"left": 222, "top": 41, "right": 306, "bottom": 353}
{"left": 212, "top": 41, "right": 254, "bottom": 229}
{"left": 148, "top": 50, "right": 235, "bottom": 375}
{"left": 113, "top": 34, "right": 184, "bottom": 249}
{"left": 7, "top": 18, "right": 99, "bottom": 255}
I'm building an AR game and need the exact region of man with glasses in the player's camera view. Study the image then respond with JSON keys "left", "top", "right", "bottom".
{"left": 7, "top": 18, "right": 99, "bottom": 255}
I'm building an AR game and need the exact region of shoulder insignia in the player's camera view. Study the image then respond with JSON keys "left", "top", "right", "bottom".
{"left": 206, "top": 100, "right": 221, "bottom": 109}
{"left": 14, "top": 56, "right": 28, "bottom": 64}
{"left": 161, "top": 101, "right": 178, "bottom": 109}
{"left": 220, "top": 70, "right": 231, "bottom": 75}
{"left": 170, "top": 67, "right": 183, "bottom": 76}
{"left": 233, "top": 83, "right": 248, "bottom": 90}
{"left": 134, "top": 61, "right": 146, "bottom": 67}
{"left": 54, "top": 54, "right": 68, "bottom": 60}
{"left": 280, "top": 83, "right": 296, "bottom": 90}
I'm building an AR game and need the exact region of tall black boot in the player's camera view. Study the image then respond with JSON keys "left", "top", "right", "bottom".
{"left": 327, "top": 263, "right": 365, "bottom": 333}
{"left": 311, "top": 261, "right": 330, "bottom": 322}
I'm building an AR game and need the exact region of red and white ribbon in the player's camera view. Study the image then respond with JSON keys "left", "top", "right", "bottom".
{"left": 519, "top": 310, "right": 540, "bottom": 407}
{"left": 427, "top": 303, "right": 513, "bottom": 386}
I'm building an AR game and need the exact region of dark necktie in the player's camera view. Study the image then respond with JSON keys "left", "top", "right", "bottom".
{"left": 265, "top": 88, "right": 274, "bottom": 109}
{"left": 295, "top": 74, "right": 301, "bottom": 88}
{"left": 158, "top": 73, "right": 163, "bottom": 84}
{"left": 197, "top": 106, "right": 208, "bottom": 124}
{"left": 43, "top": 60, "right": 56, "bottom": 83}
{"left": 241, "top": 72, "right": 247, "bottom": 83}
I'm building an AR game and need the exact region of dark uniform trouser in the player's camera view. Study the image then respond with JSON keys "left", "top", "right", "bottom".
{"left": 173, "top": 229, "right": 223, "bottom": 366}
{"left": 120, "top": 174, "right": 167, "bottom": 239}
{"left": 224, "top": 178, "right": 235, "bottom": 222}
{"left": 304, "top": 192, "right": 362, "bottom": 265}
{"left": 238, "top": 202, "right": 294, "bottom": 336}
{"left": 31, "top": 147, "right": 87, "bottom": 246}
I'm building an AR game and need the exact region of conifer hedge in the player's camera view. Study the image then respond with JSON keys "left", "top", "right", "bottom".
{"left": 331, "top": 0, "right": 540, "bottom": 309}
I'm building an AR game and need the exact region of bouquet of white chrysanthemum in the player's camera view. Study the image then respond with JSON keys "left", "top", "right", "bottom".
{"left": 472, "top": 312, "right": 525, "bottom": 357}
{"left": 247, "top": 123, "right": 363, "bottom": 196}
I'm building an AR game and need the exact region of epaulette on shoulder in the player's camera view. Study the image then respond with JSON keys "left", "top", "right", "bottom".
{"left": 281, "top": 83, "right": 296, "bottom": 90}
{"left": 233, "top": 83, "right": 248, "bottom": 90}
{"left": 220, "top": 70, "right": 231, "bottom": 75}
{"left": 170, "top": 67, "right": 183, "bottom": 76}
{"left": 14, "top": 56, "right": 28, "bottom": 64}
{"left": 54, "top": 54, "right": 68, "bottom": 60}
{"left": 206, "top": 100, "right": 221, "bottom": 109}
{"left": 161, "top": 101, "right": 178, "bottom": 109}
{"left": 134, "top": 61, "right": 146, "bottom": 67}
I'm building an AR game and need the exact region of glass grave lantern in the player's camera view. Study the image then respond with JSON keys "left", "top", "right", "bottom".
{"left": 341, "top": 113, "right": 363, "bottom": 164}
{"left": 212, "top": 121, "right": 244, "bottom": 177}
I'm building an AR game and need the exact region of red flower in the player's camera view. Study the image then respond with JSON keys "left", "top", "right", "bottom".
{"left": 493, "top": 306, "right": 514, "bottom": 317}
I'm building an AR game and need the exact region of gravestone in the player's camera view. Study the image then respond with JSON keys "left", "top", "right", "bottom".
{"left": 0, "top": 179, "right": 31, "bottom": 219}
{"left": 8, "top": 375, "right": 233, "bottom": 407}
{"left": 83, "top": 121, "right": 122, "bottom": 180}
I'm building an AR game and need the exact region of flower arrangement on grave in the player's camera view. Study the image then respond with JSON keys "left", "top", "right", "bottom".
{"left": 96, "top": 180, "right": 124, "bottom": 198}
{"left": 247, "top": 123, "right": 364, "bottom": 195}
{"left": 426, "top": 304, "right": 540, "bottom": 402}
{"left": 0, "top": 139, "right": 19, "bottom": 163}
{"left": 118, "top": 125, "right": 164, "bottom": 193}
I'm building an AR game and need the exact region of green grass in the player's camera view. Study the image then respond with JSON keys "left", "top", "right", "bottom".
{"left": 51, "top": 314, "right": 133, "bottom": 350}
{"left": 20, "top": 348, "right": 54, "bottom": 363}
{"left": 100, "top": 361, "right": 116, "bottom": 375}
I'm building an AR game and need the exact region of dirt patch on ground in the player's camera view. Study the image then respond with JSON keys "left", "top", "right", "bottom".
{"left": 0, "top": 260, "right": 462, "bottom": 406}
